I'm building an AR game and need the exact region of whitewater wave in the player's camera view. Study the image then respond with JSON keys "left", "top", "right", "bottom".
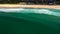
{"left": 0, "top": 8, "right": 60, "bottom": 16}
{"left": 0, "top": 8, "right": 24, "bottom": 12}
{"left": 34, "top": 9, "right": 60, "bottom": 16}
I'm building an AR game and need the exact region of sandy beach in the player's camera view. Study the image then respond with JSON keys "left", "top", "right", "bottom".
{"left": 0, "top": 4, "right": 60, "bottom": 9}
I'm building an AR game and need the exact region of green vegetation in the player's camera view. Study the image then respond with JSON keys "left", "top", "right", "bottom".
{"left": 0, "top": 0, "right": 60, "bottom": 4}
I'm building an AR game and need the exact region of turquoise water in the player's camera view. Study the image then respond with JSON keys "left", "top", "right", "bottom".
{"left": 0, "top": 8, "right": 60, "bottom": 34}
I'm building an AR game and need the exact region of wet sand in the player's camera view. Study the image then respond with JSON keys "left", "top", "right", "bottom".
{"left": 0, "top": 4, "right": 60, "bottom": 9}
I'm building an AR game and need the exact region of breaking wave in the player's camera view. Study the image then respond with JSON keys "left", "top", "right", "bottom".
{"left": 0, "top": 8, "right": 60, "bottom": 16}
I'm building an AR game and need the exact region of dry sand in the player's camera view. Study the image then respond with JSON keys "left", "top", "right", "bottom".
{"left": 0, "top": 4, "right": 60, "bottom": 9}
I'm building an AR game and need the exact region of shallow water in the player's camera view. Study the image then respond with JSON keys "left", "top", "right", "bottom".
{"left": 0, "top": 8, "right": 60, "bottom": 34}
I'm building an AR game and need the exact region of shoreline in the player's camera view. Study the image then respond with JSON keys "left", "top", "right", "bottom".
{"left": 0, "top": 4, "right": 60, "bottom": 9}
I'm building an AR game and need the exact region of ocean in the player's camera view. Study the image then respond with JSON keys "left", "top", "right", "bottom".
{"left": 0, "top": 8, "right": 60, "bottom": 34}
